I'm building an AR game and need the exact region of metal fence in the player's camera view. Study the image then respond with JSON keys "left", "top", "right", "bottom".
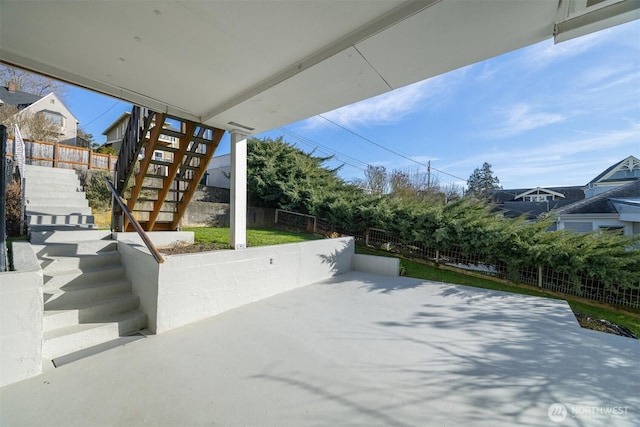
{"left": 274, "top": 209, "right": 317, "bottom": 232}
{"left": 275, "top": 209, "right": 640, "bottom": 309}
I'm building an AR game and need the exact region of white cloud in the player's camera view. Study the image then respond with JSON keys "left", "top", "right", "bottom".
{"left": 484, "top": 103, "right": 566, "bottom": 138}
{"left": 318, "top": 80, "right": 430, "bottom": 128}
{"left": 521, "top": 27, "right": 613, "bottom": 69}
{"left": 300, "top": 69, "right": 466, "bottom": 130}
{"left": 443, "top": 123, "right": 640, "bottom": 187}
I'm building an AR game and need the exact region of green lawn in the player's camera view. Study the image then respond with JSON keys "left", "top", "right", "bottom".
{"left": 356, "top": 245, "right": 640, "bottom": 337}
{"left": 182, "top": 227, "right": 321, "bottom": 248}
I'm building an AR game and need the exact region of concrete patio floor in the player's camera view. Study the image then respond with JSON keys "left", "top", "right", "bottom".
{"left": 1, "top": 272, "right": 638, "bottom": 426}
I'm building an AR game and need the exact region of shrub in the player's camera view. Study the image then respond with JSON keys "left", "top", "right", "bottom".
{"left": 81, "top": 170, "right": 112, "bottom": 211}
{"left": 5, "top": 180, "right": 24, "bottom": 237}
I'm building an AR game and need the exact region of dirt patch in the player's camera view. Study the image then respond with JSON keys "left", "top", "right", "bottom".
{"left": 159, "top": 242, "right": 229, "bottom": 255}
{"left": 575, "top": 313, "right": 637, "bottom": 339}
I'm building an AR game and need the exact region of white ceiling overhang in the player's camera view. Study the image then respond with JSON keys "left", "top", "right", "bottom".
{"left": 1, "top": 0, "right": 638, "bottom": 134}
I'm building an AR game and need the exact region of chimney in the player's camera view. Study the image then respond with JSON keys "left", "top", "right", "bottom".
{"left": 7, "top": 82, "right": 15, "bottom": 92}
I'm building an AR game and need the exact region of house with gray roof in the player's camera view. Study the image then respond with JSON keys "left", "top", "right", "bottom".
{"left": 0, "top": 83, "right": 79, "bottom": 146}
{"left": 0, "top": 82, "right": 42, "bottom": 108}
{"left": 549, "top": 156, "right": 640, "bottom": 236}
{"left": 491, "top": 186, "right": 584, "bottom": 219}
{"left": 584, "top": 155, "right": 640, "bottom": 197}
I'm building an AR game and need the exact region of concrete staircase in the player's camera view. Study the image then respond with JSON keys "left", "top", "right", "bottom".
{"left": 24, "top": 166, "right": 147, "bottom": 362}
{"left": 23, "top": 165, "right": 96, "bottom": 240}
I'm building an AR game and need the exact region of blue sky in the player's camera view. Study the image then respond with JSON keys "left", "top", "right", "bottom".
{"left": 68, "top": 19, "right": 639, "bottom": 190}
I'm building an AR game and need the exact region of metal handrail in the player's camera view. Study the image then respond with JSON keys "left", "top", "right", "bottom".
{"left": 104, "top": 176, "right": 164, "bottom": 263}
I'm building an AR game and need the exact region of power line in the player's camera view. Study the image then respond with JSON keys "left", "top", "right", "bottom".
{"left": 318, "top": 114, "right": 467, "bottom": 182}
{"left": 279, "top": 127, "right": 369, "bottom": 169}
{"left": 83, "top": 99, "right": 121, "bottom": 127}
{"left": 277, "top": 127, "right": 368, "bottom": 172}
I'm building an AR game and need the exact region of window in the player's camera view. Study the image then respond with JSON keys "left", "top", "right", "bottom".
{"left": 564, "top": 222, "right": 593, "bottom": 233}
{"left": 40, "top": 110, "right": 64, "bottom": 127}
{"left": 609, "top": 168, "right": 640, "bottom": 180}
{"left": 526, "top": 195, "right": 550, "bottom": 202}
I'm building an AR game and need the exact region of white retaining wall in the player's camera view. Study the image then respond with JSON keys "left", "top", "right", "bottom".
{"left": 119, "top": 237, "right": 360, "bottom": 334}
{"left": 118, "top": 242, "right": 160, "bottom": 333}
{"left": 352, "top": 253, "right": 399, "bottom": 276}
{"left": 0, "top": 242, "right": 43, "bottom": 387}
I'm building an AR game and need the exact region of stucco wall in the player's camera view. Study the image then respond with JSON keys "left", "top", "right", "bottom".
{"left": 154, "top": 237, "right": 354, "bottom": 333}
{"left": 0, "top": 242, "right": 43, "bottom": 387}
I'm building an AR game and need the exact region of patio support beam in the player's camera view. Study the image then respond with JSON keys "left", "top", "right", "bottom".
{"left": 230, "top": 132, "right": 247, "bottom": 250}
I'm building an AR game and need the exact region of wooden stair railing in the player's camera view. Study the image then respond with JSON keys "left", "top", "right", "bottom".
{"left": 116, "top": 109, "right": 225, "bottom": 232}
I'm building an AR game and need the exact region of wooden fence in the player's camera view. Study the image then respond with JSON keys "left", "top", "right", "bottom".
{"left": 5, "top": 137, "right": 115, "bottom": 171}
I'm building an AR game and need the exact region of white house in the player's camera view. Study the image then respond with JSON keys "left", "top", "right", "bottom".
{"left": 101, "top": 111, "right": 131, "bottom": 154}
{"left": 584, "top": 155, "right": 640, "bottom": 198}
{"left": 551, "top": 156, "right": 640, "bottom": 236}
{"left": 205, "top": 153, "right": 231, "bottom": 189}
{"left": 102, "top": 111, "right": 179, "bottom": 164}
{"left": 0, "top": 83, "right": 79, "bottom": 145}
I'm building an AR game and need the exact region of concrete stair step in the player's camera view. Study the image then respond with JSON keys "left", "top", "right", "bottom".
{"left": 30, "top": 230, "right": 113, "bottom": 244}
{"left": 25, "top": 206, "right": 93, "bottom": 216}
{"left": 29, "top": 224, "right": 98, "bottom": 235}
{"left": 43, "top": 309, "right": 147, "bottom": 359}
{"left": 32, "top": 239, "right": 116, "bottom": 257}
{"left": 42, "top": 250, "right": 120, "bottom": 272}
{"left": 24, "top": 167, "right": 80, "bottom": 179}
{"left": 27, "top": 196, "right": 89, "bottom": 207}
{"left": 26, "top": 178, "right": 82, "bottom": 188}
{"left": 25, "top": 164, "right": 78, "bottom": 172}
{"left": 26, "top": 178, "right": 83, "bottom": 187}
{"left": 27, "top": 181, "right": 85, "bottom": 190}
{"left": 25, "top": 173, "right": 81, "bottom": 182}
{"left": 30, "top": 228, "right": 110, "bottom": 244}
{"left": 27, "top": 214, "right": 95, "bottom": 226}
{"left": 44, "top": 293, "right": 140, "bottom": 331}
{"left": 44, "top": 264, "right": 126, "bottom": 289}
{"left": 44, "top": 278, "right": 132, "bottom": 307}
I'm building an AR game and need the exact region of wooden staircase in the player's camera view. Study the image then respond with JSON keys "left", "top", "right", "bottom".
{"left": 113, "top": 107, "right": 225, "bottom": 231}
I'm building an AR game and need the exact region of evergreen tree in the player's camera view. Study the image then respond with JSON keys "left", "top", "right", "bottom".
{"left": 247, "top": 136, "right": 348, "bottom": 214}
{"left": 466, "top": 162, "right": 501, "bottom": 199}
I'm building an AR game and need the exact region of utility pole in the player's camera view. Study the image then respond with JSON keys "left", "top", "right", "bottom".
{"left": 427, "top": 160, "right": 431, "bottom": 189}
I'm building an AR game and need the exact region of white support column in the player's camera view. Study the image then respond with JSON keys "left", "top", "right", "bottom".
{"left": 230, "top": 132, "right": 247, "bottom": 249}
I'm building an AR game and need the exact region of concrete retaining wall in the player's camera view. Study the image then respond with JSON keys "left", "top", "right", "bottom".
{"left": 119, "top": 237, "right": 355, "bottom": 334}
{"left": 118, "top": 237, "right": 400, "bottom": 335}
{"left": 155, "top": 237, "right": 354, "bottom": 333}
{"left": 352, "top": 253, "right": 399, "bottom": 276}
{"left": 0, "top": 242, "right": 43, "bottom": 387}
{"left": 118, "top": 242, "right": 160, "bottom": 333}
